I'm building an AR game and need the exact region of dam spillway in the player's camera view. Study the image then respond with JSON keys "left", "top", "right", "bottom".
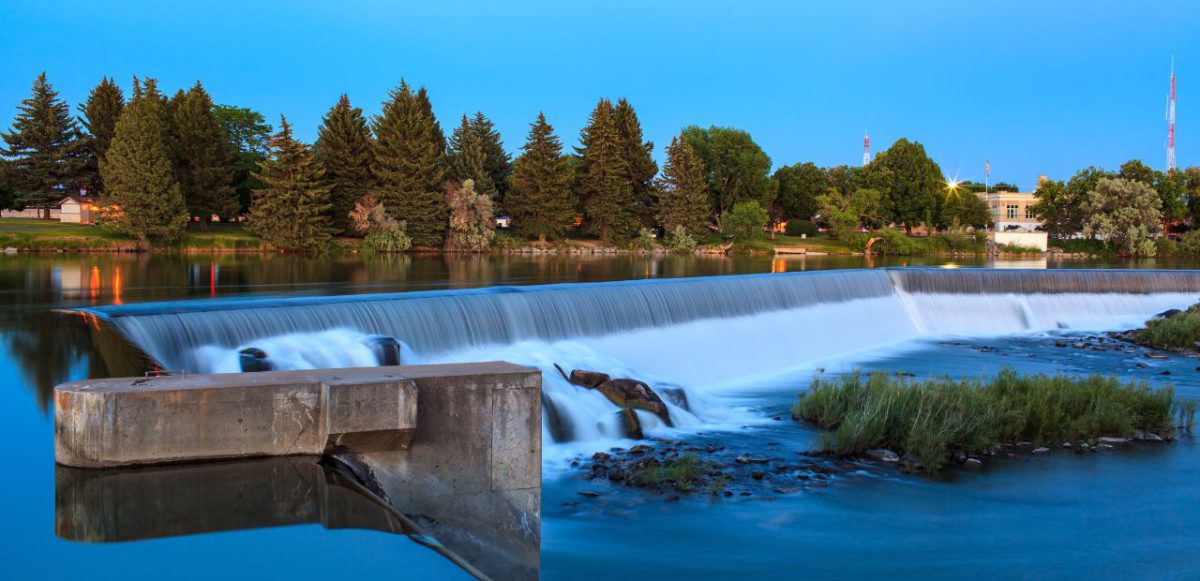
{"left": 84, "top": 268, "right": 1200, "bottom": 375}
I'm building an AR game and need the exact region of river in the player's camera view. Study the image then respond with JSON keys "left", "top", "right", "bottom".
{"left": 5, "top": 253, "right": 1199, "bottom": 579}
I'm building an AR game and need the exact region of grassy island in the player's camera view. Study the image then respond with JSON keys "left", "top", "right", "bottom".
{"left": 1124, "top": 304, "right": 1200, "bottom": 351}
{"left": 793, "top": 368, "right": 1196, "bottom": 473}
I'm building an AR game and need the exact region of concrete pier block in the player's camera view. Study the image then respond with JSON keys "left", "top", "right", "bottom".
{"left": 54, "top": 366, "right": 428, "bottom": 468}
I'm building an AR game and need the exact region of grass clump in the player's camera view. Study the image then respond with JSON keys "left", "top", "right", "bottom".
{"left": 1129, "top": 305, "right": 1200, "bottom": 350}
{"left": 631, "top": 454, "right": 706, "bottom": 491}
{"left": 793, "top": 368, "right": 1192, "bottom": 473}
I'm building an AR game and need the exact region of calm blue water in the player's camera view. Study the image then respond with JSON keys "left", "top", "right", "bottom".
{"left": 541, "top": 335, "right": 1200, "bottom": 578}
{"left": 5, "top": 253, "right": 1200, "bottom": 579}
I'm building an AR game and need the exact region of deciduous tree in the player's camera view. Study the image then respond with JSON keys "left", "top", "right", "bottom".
{"left": 444, "top": 179, "right": 495, "bottom": 251}
{"left": 1082, "top": 177, "right": 1161, "bottom": 256}
{"left": 773, "top": 161, "right": 824, "bottom": 221}
{"left": 213, "top": 104, "right": 272, "bottom": 214}
{"left": 873, "top": 138, "right": 943, "bottom": 232}
{"left": 681, "top": 126, "right": 774, "bottom": 224}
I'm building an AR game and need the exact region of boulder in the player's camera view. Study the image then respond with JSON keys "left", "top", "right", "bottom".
{"left": 865, "top": 449, "right": 900, "bottom": 463}
{"left": 1032, "top": 447, "right": 1051, "bottom": 456}
{"left": 595, "top": 378, "right": 672, "bottom": 426}
{"left": 364, "top": 335, "right": 401, "bottom": 366}
{"left": 1155, "top": 308, "right": 1183, "bottom": 319}
{"left": 659, "top": 386, "right": 691, "bottom": 412}
{"left": 1097, "top": 436, "right": 1131, "bottom": 445}
{"left": 616, "top": 408, "right": 644, "bottom": 440}
{"left": 542, "top": 393, "right": 574, "bottom": 442}
{"left": 570, "top": 369, "right": 611, "bottom": 388}
{"left": 237, "top": 348, "right": 272, "bottom": 373}
{"left": 1134, "top": 430, "right": 1165, "bottom": 442}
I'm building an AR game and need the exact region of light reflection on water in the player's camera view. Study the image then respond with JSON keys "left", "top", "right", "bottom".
{"left": 4, "top": 253, "right": 1200, "bottom": 579}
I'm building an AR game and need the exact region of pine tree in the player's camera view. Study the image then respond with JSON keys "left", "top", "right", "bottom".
{"left": 509, "top": 112, "right": 575, "bottom": 241}
{"left": 447, "top": 114, "right": 498, "bottom": 203}
{"left": 471, "top": 112, "right": 512, "bottom": 205}
{"left": 247, "top": 116, "right": 332, "bottom": 250}
{"left": 613, "top": 98, "right": 657, "bottom": 226}
{"left": 371, "top": 81, "right": 449, "bottom": 247}
{"left": 1, "top": 73, "right": 89, "bottom": 217}
{"left": 79, "top": 76, "right": 125, "bottom": 194}
{"left": 99, "top": 78, "right": 189, "bottom": 242}
{"left": 169, "top": 82, "right": 237, "bottom": 223}
{"left": 656, "top": 133, "right": 710, "bottom": 237}
{"left": 575, "top": 99, "right": 634, "bottom": 242}
{"left": 315, "top": 95, "right": 375, "bottom": 234}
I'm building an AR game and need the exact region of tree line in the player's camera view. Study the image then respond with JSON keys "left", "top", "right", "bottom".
{"left": 9, "top": 72, "right": 1188, "bottom": 253}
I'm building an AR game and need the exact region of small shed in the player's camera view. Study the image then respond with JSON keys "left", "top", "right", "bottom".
{"left": 59, "top": 195, "right": 95, "bottom": 224}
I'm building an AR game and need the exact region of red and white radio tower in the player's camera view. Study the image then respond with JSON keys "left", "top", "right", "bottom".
{"left": 862, "top": 134, "right": 871, "bottom": 167}
{"left": 1168, "top": 57, "right": 1177, "bottom": 171}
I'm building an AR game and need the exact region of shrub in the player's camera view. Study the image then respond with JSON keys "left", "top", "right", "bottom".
{"left": 721, "top": 200, "right": 768, "bottom": 241}
{"left": 793, "top": 368, "right": 1190, "bottom": 472}
{"left": 1155, "top": 236, "right": 1178, "bottom": 257}
{"left": 635, "top": 228, "right": 656, "bottom": 252}
{"left": 785, "top": 219, "right": 819, "bottom": 237}
{"left": 1179, "top": 230, "right": 1200, "bottom": 258}
{"left": 663, "top": 225, "right": 697, "bottom": 254}
{"left": 1130, "top": 306, "right": 1200, "bottom": 350}
{"left": 631, "top": 454, "right": 706, "bottom": 491}
{"left": 363, "top": 220, "right": 412, "bottom": 253}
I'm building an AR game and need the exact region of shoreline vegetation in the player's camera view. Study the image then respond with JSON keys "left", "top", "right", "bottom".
{"left": 791, "top": 368, "right": 1196, "bottom": 474}
{"left": 7, "top": 74, "right": 1200, "bottom": 259}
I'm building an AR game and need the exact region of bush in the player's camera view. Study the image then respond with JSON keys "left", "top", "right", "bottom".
{"left": 631, "top": 454, "right": 706, "bottom": 491}
{"left": 635, "top": 228, "right": 656, "bottom": 252}
{"left": 721, "top": 200, "right": 768, "bottom": 241}
{"left": 1050, "top": 237, "right": 1107, "bottom": 255}
{"left": 1155, "top": 236, "right": 1179, "bottom": 258}
{"left": 793, "top": 368, "right": 1191, "bottom": 472}
{"left": 1179, "top": 231, "right": 1200, "bottom": 258}
{"left": 1130, "top": 306, "right": 1200, "bottom": 350}
{"left": 785, "top": 219, "right": 819, "bottom": 237}
{"left": 663, "top": 225, "right": 697, "bottom": 254}
{"left": 363, "top": 221, "right": 412, "bottom": 253}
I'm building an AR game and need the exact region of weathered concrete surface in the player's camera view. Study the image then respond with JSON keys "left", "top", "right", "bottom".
{"left": 55, "top": 367, "right": 418, "bottom": 468}
{"left": 54, "top": 361, "right": 542, "bottom": 579}
{"left": 337, "top": 363, "right": 542, "bottom": 580}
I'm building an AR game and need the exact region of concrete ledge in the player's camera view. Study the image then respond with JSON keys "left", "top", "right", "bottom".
{"left": 55, "top": 362, "right": 535, "bottom": 468}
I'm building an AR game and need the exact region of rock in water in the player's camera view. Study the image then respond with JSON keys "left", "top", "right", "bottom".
{"left": 596, "top": 378, "right": 672, "bottom": 426}
{"left": 865, "top": 449, "right": 900, "bottom": 463}
{"left": 616, "top": 408, "right": 644, "bottom": 439}
{"left": 569, "top": 369, "right": 611, "bottom": 388}
{"left": 659, "top": 386, "right": 691, "bottom": 412}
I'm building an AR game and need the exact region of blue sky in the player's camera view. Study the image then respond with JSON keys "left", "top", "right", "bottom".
{"left": 2, "top": 0, "right": 1196, "bottom": 189}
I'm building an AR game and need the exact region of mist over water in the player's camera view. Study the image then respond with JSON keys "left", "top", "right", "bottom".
{"left": 94, "top": 268, "right": 1200, "bottom": 462}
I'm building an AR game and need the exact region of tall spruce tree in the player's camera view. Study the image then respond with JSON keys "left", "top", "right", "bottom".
{"left": 99, "top": 78, "right": 189, "bottom": 242}
{"left": 170, "top": 82, "right": 237, "bottom": 223}
{"left": 575, "top": 99, "right": 634, "bottom": 242}
{"left": 79, "top": 76, "right": 125, "bottom": 194}
{"left": 509, "top": 113, "right": 574, "bottom": 241}
{"left": 447, "top": 114, "right": 499, "bottom": 203}
{"left": 247, "top": 116, "right": 331, "bottom": 250}
{"left": 1, "top": 73, "right": 89, "bottom": 217}
{"left": 613, "top": 99, "right": 657, "bottom": 226}
{"left": 371, "top": 81, "right": 449, "bottom": 247}
{"left": 315, "top": 95, "right": 375, "bottom": 234}
{"left": 656, "top": 133, "right": 710, "bottom": 237}
{"left": 472, "top": 112, "right": 512, "bottom": 205}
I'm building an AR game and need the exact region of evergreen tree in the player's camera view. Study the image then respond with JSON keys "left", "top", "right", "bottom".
{"left": 170, "top": 82, "right": 237, "bottom": 223}
{"left": 247, "top": 116, "right": 332, "bottom": 250}
{"left": 655, "top": 133, "right": 710, "bottom": 237}
{"left": 315, "top": 95, "right": 375, "bottom": 234}
{"left": 575, "top": 99, "right": 634, "bottom": 242}
{"left": 509, "top": 112, "right": 574, "bottom": 241}
{"left": 471, "top": 112, "right": 512, "bottom": 205}
{"left": 99, "top": 78, "right": 189, "bottom": 242}
{"left": 447, "top": 114, "right": 498, "bottom": 203}
{"left": 1, "top": 73, "right": 89, "bottom": 217}
{"left": 371, "top": 81, "right": 449, "bottom": 247}
{"left": 79, "top": 76, "right": 125, "bottom": 194}
{"left": 613, "top": 99, "right": 657, "bottom": 226}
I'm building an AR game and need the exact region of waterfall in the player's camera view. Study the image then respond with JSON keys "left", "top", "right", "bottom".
{"left": 83, "top": 268, "right": 1200, "bottom": 451}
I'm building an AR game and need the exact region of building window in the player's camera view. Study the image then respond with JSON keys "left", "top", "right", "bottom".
{"left": 1006, "top": 205, "right": 1018, "bottom": 220}
{"left": 1025, "top": 206, "right": 1036, "bottom": 220}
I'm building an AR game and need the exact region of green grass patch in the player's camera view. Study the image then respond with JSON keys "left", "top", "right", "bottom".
{"left": 793, "top": 368, "right": 1194, "bottom": 473}
{"left": 1129, "top": 304, "right": 1200, "bottom": 350}
{"left": 631, "top": 454, "right": 707, "bottom": 491}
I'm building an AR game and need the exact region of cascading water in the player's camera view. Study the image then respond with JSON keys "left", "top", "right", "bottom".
{"left": 83, "top": 268, "right": 1200, "bottom": 456}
